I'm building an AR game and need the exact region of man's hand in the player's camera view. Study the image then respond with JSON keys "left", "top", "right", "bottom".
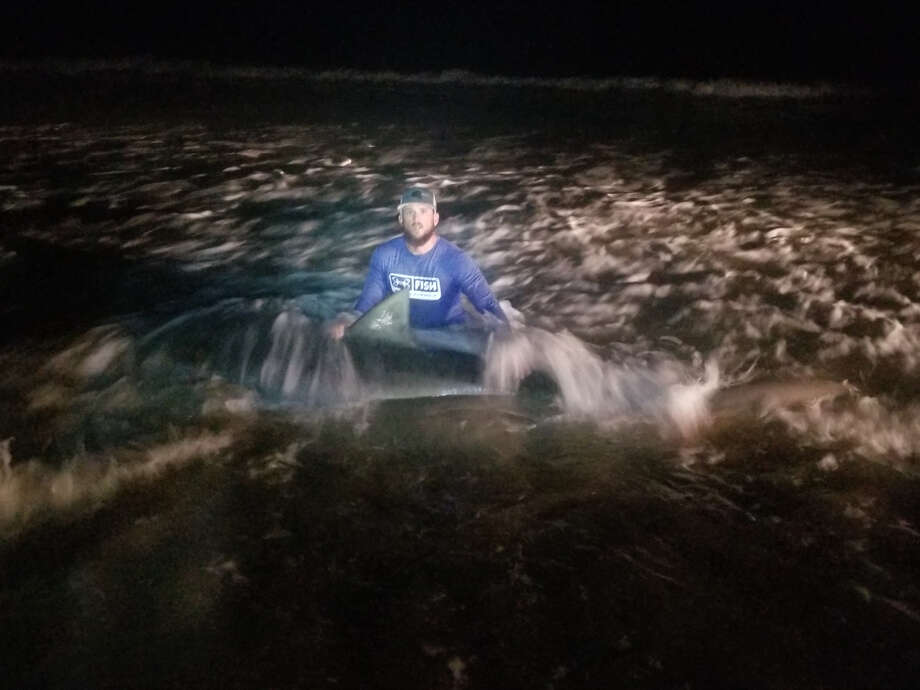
{"left": 327, "top": 320, "right": 348, "bottom": 341}
{"left": 325, "top": 313, "right": 357, "bottom": 341}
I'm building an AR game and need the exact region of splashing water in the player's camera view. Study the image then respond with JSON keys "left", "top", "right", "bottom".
{"left": 259, "top": 308, "right": 363, "bottom": 405}
{"left": 485, "top": 327, "right": 719, "bottom": 436}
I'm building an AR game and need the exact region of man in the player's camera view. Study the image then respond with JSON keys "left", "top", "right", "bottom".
{"left": 329, "top": 186, "right": 507, "bottom": 338}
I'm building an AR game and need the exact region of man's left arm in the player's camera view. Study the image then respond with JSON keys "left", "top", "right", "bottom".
{"left": 457, "top": 254, "right": 509, "bottom": 325}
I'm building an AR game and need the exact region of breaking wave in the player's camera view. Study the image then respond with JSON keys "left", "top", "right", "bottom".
{"left": 0, "top": 58, "right": 863, "bottom": 99}
{"left": 0, "top": 431, "right": 235, "bottom": 538}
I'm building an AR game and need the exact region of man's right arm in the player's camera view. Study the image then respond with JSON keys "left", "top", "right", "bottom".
{"left": 354, "top": 247, "right": 389, "bottom": 314}
{"left": 329, "top": 249, "right": 388, "bottom": 340}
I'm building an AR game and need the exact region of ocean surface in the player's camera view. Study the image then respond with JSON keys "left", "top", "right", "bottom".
{"left": 1, "top": 61, "right": 919, "bottom": 689}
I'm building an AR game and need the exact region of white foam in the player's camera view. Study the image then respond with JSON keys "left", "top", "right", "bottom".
{"left": 777, "top": 396, "right": 920, "bottom": 470}
{"left": 43, "top": 326, "right": 134, "bottom": 383}
{"left": 0, "top": 432, "right": 235, "bottom": 537}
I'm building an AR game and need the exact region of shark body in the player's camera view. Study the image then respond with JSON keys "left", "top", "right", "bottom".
{"left": 345, "top": 290, "right": 853, "bottom": 428}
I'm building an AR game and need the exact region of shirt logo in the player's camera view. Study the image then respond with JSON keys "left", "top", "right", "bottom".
{"left": 389, "top": 273, "right": 441, "bottom": 301}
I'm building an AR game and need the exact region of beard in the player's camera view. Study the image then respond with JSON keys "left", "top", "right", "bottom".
{"left": 404, "top": 225, "right": 436, "bottom": 249}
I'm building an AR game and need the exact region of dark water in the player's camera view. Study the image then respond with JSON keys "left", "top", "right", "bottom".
{"left": 1, "top": 63, "right": 920, "bottom": 689}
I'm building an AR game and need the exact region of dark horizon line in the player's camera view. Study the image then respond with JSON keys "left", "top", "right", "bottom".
{"left": 1, "top": 54, "right": 915, "bottom": 89}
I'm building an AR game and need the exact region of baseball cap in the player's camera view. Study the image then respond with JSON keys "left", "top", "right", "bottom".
{"left": 397, "top": 187, "right": 437, "bottom": 212}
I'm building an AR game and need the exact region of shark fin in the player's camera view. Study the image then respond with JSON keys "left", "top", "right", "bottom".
{"left": 346, "top": 289, "right": 492, "bottom": 359}
{"left": 345, "top": 290, "right": 415, "bottom": 349}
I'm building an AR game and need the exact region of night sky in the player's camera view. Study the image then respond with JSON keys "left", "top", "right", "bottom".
{"left": 2, "top": 2, "right": 918, "bottom": 83}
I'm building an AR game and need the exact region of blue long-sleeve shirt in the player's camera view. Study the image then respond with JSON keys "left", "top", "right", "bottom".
{"left": 354, "top": 236, "right": 507, "bottom": 329}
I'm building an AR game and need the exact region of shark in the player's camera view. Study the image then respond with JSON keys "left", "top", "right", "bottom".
{"left": 344, "top": 290, "right": 854, "bottom": 432}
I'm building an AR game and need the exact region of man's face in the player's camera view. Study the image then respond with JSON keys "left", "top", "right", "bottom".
{"left": 399, "top": 203, "right": 439, "bottom": 245}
